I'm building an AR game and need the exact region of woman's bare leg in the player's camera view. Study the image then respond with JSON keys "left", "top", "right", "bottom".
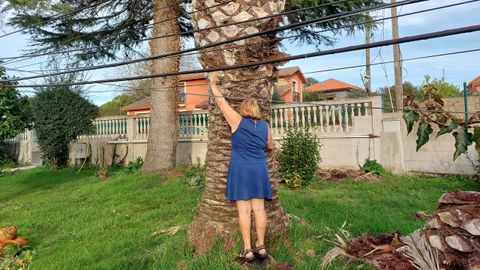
{"left": 251, "top": 198, "right": 267, "bottom": 255}
{"left": 236, "top": 200, "right": 253, "bottom": 257}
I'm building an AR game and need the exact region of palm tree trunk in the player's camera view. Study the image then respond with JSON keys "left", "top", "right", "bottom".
{"left": 141, "top": 0, "right": 181, "bottom": 174}
{"left": 188, "top": 0, "right": 289, "bottom": 253}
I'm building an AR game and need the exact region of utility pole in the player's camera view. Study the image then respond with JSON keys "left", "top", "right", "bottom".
{"left": 365, "top": 12, "right": 372, "bottom": 95}
{"left": 391, "top": 0, "right": 403, "bottom": 110}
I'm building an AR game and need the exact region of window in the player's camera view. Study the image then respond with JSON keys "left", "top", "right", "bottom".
{"left": 292, "top": 80, "right": 300, "bottom": 102}
{"left": 179, "top": 82, "right": 187, "bottom": 104}
{"left": 325, "top": 94, "right": 336, "bottom": 100}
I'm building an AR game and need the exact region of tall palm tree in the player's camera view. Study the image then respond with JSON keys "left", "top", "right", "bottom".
{"left": 187, "top": 0, "right": 289, "bottom": 253}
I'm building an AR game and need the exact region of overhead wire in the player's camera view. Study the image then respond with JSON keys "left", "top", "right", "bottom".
{"left": 9, "top": 22, "right": 480, "bottom": 88}
{"left": 20, "top": 0, "right": 476, "bottom": 79}
{"left": 15, "top": 47, "right": 480, "bottom": 94}
{"left": 1, "top": 0, "right": 430, "bottom": 82}
{"left": 5, "top": 0, "right": 477, "bottom": 76}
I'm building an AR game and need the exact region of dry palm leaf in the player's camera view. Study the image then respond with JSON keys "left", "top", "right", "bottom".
{"left": 401, "top": 230, "right": 440, "bottom": 270}
{"left": 151, "top": 225, "right": 183, "bottom": 237}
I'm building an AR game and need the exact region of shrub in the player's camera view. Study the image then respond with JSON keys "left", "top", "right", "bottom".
{"left": 362, "top": 159, "right": 386, "bottom": 176}
{"left": 0, "top": 145, "right": 14, "bottom": 167}
{"left": 126, "top": 157, "right": 144, "bottom": 174}
{"left": 280, "top": 127, "right": 321, "bottom": 188}
{"left": 31, "top": 87, "right": 98, "bottom": 168}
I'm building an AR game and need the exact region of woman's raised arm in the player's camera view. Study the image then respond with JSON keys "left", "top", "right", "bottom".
{"left": 209, "top": 72, "right": 242, "bottom": 132}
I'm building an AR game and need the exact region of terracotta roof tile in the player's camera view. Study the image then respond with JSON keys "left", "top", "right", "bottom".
{"left": 468, "top": 75, "right": 480, "bottom": 92}
{"left": 304, "top": 79, "right": 363, "bottom": 92}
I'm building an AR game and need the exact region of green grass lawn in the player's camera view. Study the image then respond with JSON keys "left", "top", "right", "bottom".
{"left": 0, "top": 167, "right": 478, "bottom": 270}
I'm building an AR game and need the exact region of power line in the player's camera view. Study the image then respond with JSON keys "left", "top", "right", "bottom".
{"left": 10, "top": 23, "right": 480, "bottom": 88}
{"left": 0, "top": 0, "right": 357, "bottom": 62}
{"left": 15, "top": 46, "right": 480, "bottom": 118}
{"left": 2, "top": 0, "right": 428, "bottom": 82}
{"left": 6, "top": 0, "right": 477, "bottom": 74}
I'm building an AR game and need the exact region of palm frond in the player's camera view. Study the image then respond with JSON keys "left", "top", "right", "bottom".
{"left": 401, "top": 230, "right": 440, "bottom": 270}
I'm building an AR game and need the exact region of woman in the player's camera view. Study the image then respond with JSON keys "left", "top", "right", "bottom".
{"left": 209, "top": 72, "right": 277, "bottom": 262}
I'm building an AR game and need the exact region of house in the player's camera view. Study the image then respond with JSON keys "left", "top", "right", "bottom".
{"left": 467, "top": 75, "right": 480, "bottom": 94}
{"left": 274, "top": 66, "right": 307, "bottom": 102}
{"left": 122, "top": 67, "right": 306, "bottom": 115}
{"left": 304, "top": 78, "right": 364, "bottom": 100}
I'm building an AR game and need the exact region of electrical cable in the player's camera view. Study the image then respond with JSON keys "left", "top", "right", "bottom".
{"left": 6, "top": 0, "right": 476, "bottom": 74}
{"left": 2, "top": 0, "right": 430, "bottom": 82}
{"left": 9, "top": 23, "right": 480, "bottom": 88}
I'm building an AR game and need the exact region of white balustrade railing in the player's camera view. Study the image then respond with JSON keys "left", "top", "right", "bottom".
{"left": 270, "top": 100, "right": 372, "bottom": 136}
{"left": 73, "top": 98, "right": 376, "bottom": 141}
{"left": 179, "top": 111, "right": 208, "bottom": 139}
{"left": 4, "top": 129, "right": 30, "bottom": 142}
{"left": 134, "top": 116, "right": 150, "bottom": 140}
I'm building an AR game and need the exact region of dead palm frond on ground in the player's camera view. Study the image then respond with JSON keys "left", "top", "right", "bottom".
{"left": 401, "top": 230, "right": 440, "bottom": 270}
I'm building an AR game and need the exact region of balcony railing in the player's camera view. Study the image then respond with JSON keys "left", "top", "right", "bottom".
{"left": 76, "top": 97, "right": 380, "bottom": 141}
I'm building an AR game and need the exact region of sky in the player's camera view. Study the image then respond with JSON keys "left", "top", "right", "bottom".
{"left": 1, "top": 0, "right": 479, "bottom": 106}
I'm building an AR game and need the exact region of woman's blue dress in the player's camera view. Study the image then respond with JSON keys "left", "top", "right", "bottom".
{"left": 225, "top": 117, "right": 273, "bottom": 201}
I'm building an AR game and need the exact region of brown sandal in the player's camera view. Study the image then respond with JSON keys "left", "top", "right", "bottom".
{"left": 254, "top": 244, "right": 268, "bottom": 259}
{"left": 236, "top": 248, "right": 255, "bottom": 263}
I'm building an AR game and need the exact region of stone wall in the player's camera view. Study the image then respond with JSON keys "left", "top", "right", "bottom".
{"left": 443, "top": 96, "right": 480, "bottom": 116}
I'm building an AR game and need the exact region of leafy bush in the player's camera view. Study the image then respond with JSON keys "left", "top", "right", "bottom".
{"left": 31, "top": 87, "right": 98, "bottom": 168}
{"left": 0, "top": 145, "right": 14, "bottom": 167}
{"left": 303, "top": 91, "right": 326, "bottom": 102}
{"left": 126, "top": 157, "right": 144, "bottom": 174}
{"left": 280, "top": 127, "right": 321, "bottom": 188}
{"left": 363, "top": 159, "right": 386, "bottom": 176}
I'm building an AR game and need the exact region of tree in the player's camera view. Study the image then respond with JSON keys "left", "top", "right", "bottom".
{"left": 32, "top": 87, "right": 98, "bottom": 168}
{"left": 99, "top": 95, "right": 134, "bottom": 116}
{"left": 141, "top": 0, "right": 182, "bottom": 174}
{"left": 0, "top": 67, "right": 32, "bottom": 140}
{"left": 304, "top": 77, "right": 319, "bottom": 87}
{"left": 188, "top": 0, "right": 381, "bottom": 252}
{"left": 271, "top": 88, "right": 283, "bottom": 102}
{"left": 3, "top": 0, "right": 191, "bottom": 173}
{"left": 380, "top": 81, "right": 417, "bottom": 112}
{"left": 417, "top": 74, "right": 462, "bottom": 98}
{"left": 303, "top": 91, "right": 326, "bottom": 102}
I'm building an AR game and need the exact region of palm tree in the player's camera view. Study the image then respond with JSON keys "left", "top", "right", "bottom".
{"left": 187, "top": 1, "right": 289, "bottom": 253}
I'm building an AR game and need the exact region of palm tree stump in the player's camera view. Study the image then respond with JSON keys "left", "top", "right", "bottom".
{"left": 339, "top": 191, "right": 480, "bottom": 269}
